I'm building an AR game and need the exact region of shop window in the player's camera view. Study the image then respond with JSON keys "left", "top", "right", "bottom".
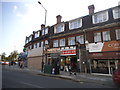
{"left": 76, "top": 35, "right": 84, "bottom": 44}
{"left": 102, "top": 31, "right": 111, "bottom": 41}
{"left": 53, "top": 40, "right": 58, "bottom": 47}
{"left": 60, "top": 38, "right": 65, "bottom": 46}
{"left": 116, "top": 29, "right": 120, "bottom": 40}
{"left": 91, "top": 60, "right": 109, "bottom": 74}
{"left": 68, "top": 37, "right": 75, "bottom": 46}
{"left": 94, "top": 32, "right": 102, "bottom": 42}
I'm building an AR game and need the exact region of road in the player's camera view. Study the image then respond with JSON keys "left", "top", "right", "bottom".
{"left": 2, "top": 66, "right": 118, "bottom": 89}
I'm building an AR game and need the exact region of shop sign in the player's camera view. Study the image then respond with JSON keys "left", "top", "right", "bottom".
{"left": 90, "top": 52, "right": 120, "bottom": 59}
{"left": 88, "top": 41, "right": 120, "bottom": 52}
{"left": 102, "top": 41, "right": 120, "bottom": 52}
{"left": 51, "top": 53, "right": 60, "bottom": 58}
{"left": 61, "top": 49, "right": 76, "bottom": 56}
{"left": 47, "top": 48, "right": 60, "bottom": 54}
{"left": 88, "top": 43, "right": 103, "bottom": 52}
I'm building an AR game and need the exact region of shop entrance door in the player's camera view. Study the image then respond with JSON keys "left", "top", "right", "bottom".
{"left": 108, "top": 60, "right": 116, "bottom": 74}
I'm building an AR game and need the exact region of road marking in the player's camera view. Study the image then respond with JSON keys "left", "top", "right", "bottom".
{"left": 21, "top": 82, "right": 45, "bottom": 88}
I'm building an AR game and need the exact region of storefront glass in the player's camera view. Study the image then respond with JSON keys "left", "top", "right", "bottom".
{"left": 91, "top": 59, "right": 120, "bottom": 74}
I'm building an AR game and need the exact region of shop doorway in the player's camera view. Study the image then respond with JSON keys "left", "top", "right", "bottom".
{"left": 108, "top": 60, "right": 116, "bottom": 74}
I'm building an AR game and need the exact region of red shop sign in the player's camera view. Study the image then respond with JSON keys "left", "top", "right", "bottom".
{"left": 61, "top": 49, "right": 76, "bottom": 56}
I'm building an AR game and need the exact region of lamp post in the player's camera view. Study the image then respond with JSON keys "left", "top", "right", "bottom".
{"left": 38, "top": 1, "right": 47, "bottom": 72}
{"left": 75, "top": 42, "right": 81, "bottom": 73}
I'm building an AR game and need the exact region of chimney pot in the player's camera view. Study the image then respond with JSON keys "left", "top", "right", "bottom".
{"left": 41, "top": 24, "right": 45, "bottom": 29}
{"left": 88, "top": 5, "right": 95, "bottom": 15}
{"left": 56, "top": 15, "right": 62, "bottom": 24}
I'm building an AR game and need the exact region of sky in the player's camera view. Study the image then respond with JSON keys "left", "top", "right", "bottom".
{"left": 0, "top": 0, "right": 119, "bottom": 56}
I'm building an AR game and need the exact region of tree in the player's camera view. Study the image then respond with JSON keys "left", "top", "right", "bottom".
{"left": 10, "top": 50, "right": 18, "bottom": 61}
{"left": 1, "top": 52, "right": 6, "bottom": 61}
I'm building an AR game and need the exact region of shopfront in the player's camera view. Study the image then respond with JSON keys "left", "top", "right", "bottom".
{"left": 60, "top": 48, "right": 78, "bottom": 72}
{"left": 90, "top": 52, "right": 120, "bottom": 74}
{"left": 88, "top": 41, "right": 120, "bottom": 75}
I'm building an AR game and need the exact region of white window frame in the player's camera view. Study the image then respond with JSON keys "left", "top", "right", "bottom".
{"left": 35, "top": 32, "right": 40, "bottom": 38}
{"left": 29, "top": 35, "right": 32, "bottom": 41}
{"left": 37, "top": 42, "right": 40, "bottom": 48}
{"left": 92, "top": 11, "right": 109, "bottom": 24}
{"left": 94, "top": 32, "right": 102, "bottom": 42}
{"left": 68, "top": 37, "right": 75, "bottom": 46}
{"left": 45, "top": 40, "right": 48, "bottom": 45}
{"left": 60, "top": 38, "right": 65, "bottom": 46}
{"left": 34, "top": 43, "right": 37, "bottom": 48}
{"left": 69, "top": 19, "right": 82, "bottom": 30}
{"left": 112, "top": 7, "right": 120, "bottom": 19}
{"left": 102, "top": 31, "right": 111, "bottom": 41}
{"left": 45, "top": 28, "right": 48, "bottom": 35}
{"left": 54, "top": 23, "right": 64, "bottom": 33}
{"left": 53, "top": 40, "right": 58, "bottom": 47}
{"left": 116, "top": 29, "right": 120, "bottom": 40}
{"left": 41, "top": 41, "right": 43, "bottom": 47}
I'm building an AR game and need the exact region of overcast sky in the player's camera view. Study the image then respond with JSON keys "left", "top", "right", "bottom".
{"left": 0, "top": 0, "right": 119, "bottom": 56}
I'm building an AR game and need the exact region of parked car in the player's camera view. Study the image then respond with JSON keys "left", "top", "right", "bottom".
{"left": 112, "top": 68, "right": 120, "bottom": 87}
{"left": 0, "top": 61, "right": 9, "bottom": 65}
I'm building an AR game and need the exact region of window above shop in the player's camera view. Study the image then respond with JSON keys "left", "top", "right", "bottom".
{"left": 53, "top": 40, "right": 58, "bottom": 47}
{"left": 54, "top": 23, "right": 64, "bottom": 33}
{"left": 102, "top": 31, "right": 111, "bottom": 41}
{"left": 116, "top": 29, "right": 120, "bottom": 40}
{"left": 60, "top": 38, "right": 65, "bottom": 46}
{"left": 94, "top": 32, "right": 102, "bottom": 43}
{"left": 92, "top": 10, "right": 109, "bottom": 24}
{"left": 69, "top": 19, "right": 82, "bottom": 30}
{"left": 76, "top": 35, "right": 84, "bottom": 44}
{"left": 45, "top": 40, "right": 48, "bottom": 45}
{"left": 68, "top": 37, "right": 75, "bottom": 46}
{"left": 112, "top": 7, "right": 120, "bottom": 19}
{"left": 34, "top": 43, "right": 37, "bottom": 49}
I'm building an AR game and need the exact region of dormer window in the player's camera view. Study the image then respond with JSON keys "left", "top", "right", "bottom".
{"left": 35, "top": 32, "right": 40, "bottom": 38}
{"left": 112, "top": 7, "right": 120, "bottom": 19}
{"left": 29, "top": 35, "right": 32, "bottom": 41}
{"left": 42, "top": 28, "right": 48, "bottom": 35}
{"left": 92, "top": 11, "right": 109, "bottom": 24}
{"left": 54, "top": 23, "right": 64, "bottom": 33}
{"left": 69, "top": 19, "right": 82, "bottom": 30}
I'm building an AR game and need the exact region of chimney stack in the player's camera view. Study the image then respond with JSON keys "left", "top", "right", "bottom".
{"left": 88, "top": 5, "right": 95, "bottom": 15}
{"left": 56, "top": 15, "right": 62, "bottom": 24}
{"left": 41, "top": 24, "right": 45, "bottom": 29}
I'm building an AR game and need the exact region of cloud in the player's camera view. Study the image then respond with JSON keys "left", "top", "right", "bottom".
{"left": 13, "top": 5, "right": 18, "bottom": 13}
{"left": 13, "top": 5, "right": 24, "bottom": 18}
{"left": 16, "top": 12, "right": 23, "bottom": 17}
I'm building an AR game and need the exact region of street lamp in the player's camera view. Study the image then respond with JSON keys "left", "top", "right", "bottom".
{"left": 75, "top": 41, "right": 81, "bottom": 73}
{"left": 38, "top": 1, "right": 47, "bottom": 72}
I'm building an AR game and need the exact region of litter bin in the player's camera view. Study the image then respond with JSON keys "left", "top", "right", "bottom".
{"left": 44, "top": 65, "right": 52, "bottom": 74}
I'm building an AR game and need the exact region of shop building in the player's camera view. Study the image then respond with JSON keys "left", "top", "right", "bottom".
{"left": 24, "top": 5, "right": 120, "bottom": 74}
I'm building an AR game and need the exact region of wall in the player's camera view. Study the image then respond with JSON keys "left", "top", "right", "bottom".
{"left": 27, "top": 56, "right": 42, "bottom": 70}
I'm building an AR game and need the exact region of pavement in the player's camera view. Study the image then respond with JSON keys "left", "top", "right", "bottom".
{"left": 2, "top": 64, "right": 118, "bottom": 88}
